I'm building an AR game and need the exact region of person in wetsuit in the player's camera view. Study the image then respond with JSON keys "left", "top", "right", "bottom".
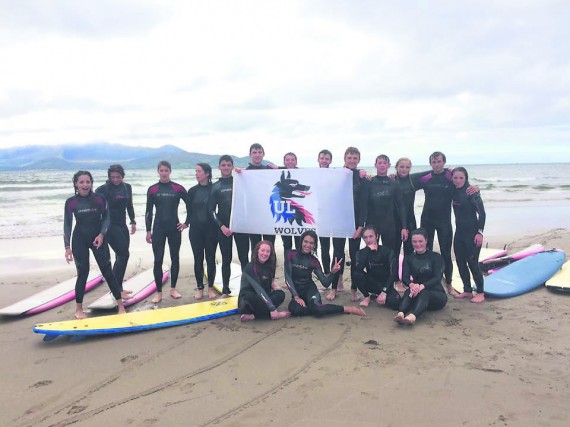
{"left": 280, "top": 152, "right": 301, "bottom": 254}
{"left": 452, "top": 167, "right": 486, "bottom": 303}
{"left": 362, "top": 154, "right": 408, "bottom": 256}
{"left": 285, "top": 230, "right": 366, "bottom": 318}
{"left": 207, "top": 155, "right": 250, "bottom": 297}
{"left": 95, "top": 164, "right": 136, "bottom": 293}
{"left": 394, "top": 228, "right": 447, "bottom": 325}
{"left": 64, "top": 171, "right": 126, "bottom": 319}
{"left": 394, "top": 157, "right": 422, "bottom": 256}
{"left": 238, "top": 240, "right": 291, "bottom": 321}
{"left": 416, "top": 151, "right": 479, "bottom": 295}
{"left": 187, "top": 163, "right": 218, "bottom": 300}
{"left": 353, "top": 226, "right": 400, "bottom": 309}
{"left": 145, "top": 160, "right": 190, "bottom": 303}
{"left": 317, "top": 149, "right": 333, "bottom": 274}
{"left": 328, "top": 147, "right": 367, "bottom": 302}
{"left": 245, "top": 143, "right": 277, "bottom": 248}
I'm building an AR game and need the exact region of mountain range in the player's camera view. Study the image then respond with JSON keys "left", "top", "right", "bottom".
{"left": 0, "top": 143, "right": 253, "bottom": 170}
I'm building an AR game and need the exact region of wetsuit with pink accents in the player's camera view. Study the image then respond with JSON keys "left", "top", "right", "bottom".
{"left": 145, "top": 181, "right": 190, "bottom": 292}
{"left": 64, "top": 192, "right": 121, "bottom": 303}
{"left": 284, "top": 250, "right": 344, "bottom": 317}
{"left": 417, "top": 170, "right": 454, "bottom": 284}
{"left": 238, "top": 262, "right": 285, "bottom": 319}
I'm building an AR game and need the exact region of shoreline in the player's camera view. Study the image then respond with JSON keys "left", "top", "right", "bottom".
{"left": 1, "top": 228, "right": 569, "bottom": 426}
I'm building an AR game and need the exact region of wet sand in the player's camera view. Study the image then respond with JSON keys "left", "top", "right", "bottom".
{"left": 1, "top": 228, "right": 569, "bottom": 426}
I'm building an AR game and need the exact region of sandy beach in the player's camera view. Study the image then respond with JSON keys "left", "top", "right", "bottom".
{"left": 1, "top": 227, "right": 569, "bottom": 427}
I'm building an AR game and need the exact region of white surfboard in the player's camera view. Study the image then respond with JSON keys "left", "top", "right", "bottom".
{"left": 545, "top": 260, "right": 570, "bottom": 292}
{"left": 88, "top": 266, "right": 169, "bottom": 310}
{"left": 212, "top": 263, "right": 242, "bottom": 295}
{"left": 0, "top": 271, "right": 103, "bottom": 316}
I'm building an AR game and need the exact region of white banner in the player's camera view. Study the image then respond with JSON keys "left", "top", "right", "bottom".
{"left": 231, "top": 168, "right": 355, "bottom": 238}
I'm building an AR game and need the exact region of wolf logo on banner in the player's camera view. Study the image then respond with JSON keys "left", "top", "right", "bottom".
{"left": 270, "top": 171, "right": 315, "bottom": 226}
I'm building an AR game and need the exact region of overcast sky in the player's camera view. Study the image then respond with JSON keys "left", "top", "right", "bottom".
{"left": 0, "top": 0, "right": 569, "bottom": 166}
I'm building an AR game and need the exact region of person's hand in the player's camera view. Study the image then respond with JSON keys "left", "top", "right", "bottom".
{"left": 221, "top": 225, "right": 233, "bottom": 237}
{"left": 367, "top": 242, "right": 378, "bottom": 251}
{"left": 234, "top": 167, "right": 243, "bottom": 173}
{"left": 65, "top": 247, "right": 73, "bottom": 263}
{"left": 474, "top": 233, "right": 483, "bottom": 247}
{"left": 352, "top": 226, "right": 363, "bottom": 239}
{"left": 466, "top": 185, "right": 480, "bottom": 195}
{"left": 146, "top": 231, "right": 152, "bottom": 244}
{"left": 271, "top": 280, "right": 282, "bottom": 291}
{"left": 331, "top": 257, "right": 343, "bottom": 273}
{"left": 130, "top": 223, "right": 137, "bottom": 235}
{"left": 267, "top": 163, "right": 278, "bottom": 169}
{"left": 401, "top": 228, "right": 409, "bottom": 242}
{"left": 294, "top": 296, "right": 306, "bottom": 307}
{"left": 376, "top": 292, "right": 386, "bottom": 305}
{"left": 93, "top": 233, "right": 104, "bottom": 249}
{"left": 409, "top": 283, "right": 424, "bottom": 298}
{"left": 177, "top": 223, "right": 188, "bottom": 232}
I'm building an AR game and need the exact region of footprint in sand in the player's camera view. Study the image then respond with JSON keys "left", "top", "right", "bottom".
{"left": 120, "top": 355, "right": 139, "bottom": 363}
{"left": 30, "top": 380, "right": 52, "bottom": 388}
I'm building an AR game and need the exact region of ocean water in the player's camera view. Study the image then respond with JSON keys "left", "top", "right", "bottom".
{"left": 0, "top": 164, "right": 569, "bottom": 240}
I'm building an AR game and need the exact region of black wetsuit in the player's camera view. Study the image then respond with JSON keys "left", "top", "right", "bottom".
{"left": 399, "top": 250, "right": 447, "bottom": 319}
{"left": 95, "top": 181, "right": 135, "bottom": 286}
{"left": 417, "top": 170, "right": 455, "bottom": 284}
{"left": 285, "top": 250, "right": 344, "bottom": 317}
{"left": 64, "top": 192, "right": 122, "bottom": 303}
{"left": 395, "top": 173, "right": 422, "bottom": 255}
{"left": 362, "top": 175, "right": 407, "bottom": 256}
{"left": 453, "top": 184, "right": 486, "bottom": 293}
{"left": 353, "top": 245, "right": 400, "bottom": 309}
{"left": 145, "top": 181, "right": 190, "bottom": 292}
{"left": 208, "top": 175, "right": 250, "bottom": 294}
{"left": 238, "top": 262, "right": 285, "bottom": 319}
{"left": 246, "top": 163, "right": 276, "bottom": 246}
{"left": 332, "top": 169, "right": 366, "bottom": 290}
{"left": 187, "top": 182, "right": 217, "bottom": 289}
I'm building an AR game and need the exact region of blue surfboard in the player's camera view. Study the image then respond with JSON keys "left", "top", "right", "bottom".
{"left": 485, "top": 250, "right": 566, "bottom": 298}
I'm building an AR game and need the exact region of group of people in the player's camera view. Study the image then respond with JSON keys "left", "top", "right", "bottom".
{"left": 63, "top": 144, "right": 486, "bottom": 325}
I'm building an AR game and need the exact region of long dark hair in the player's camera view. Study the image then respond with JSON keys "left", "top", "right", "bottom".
{"left": 252, "top": 240, "right": 277, "bottom": 278}
{"left": 73, "top": 170, "right": 94, "bottom": 195}
{"left": 299, "top": 230, "right": 319, "bottom": 255}
{"left": 196, "top": 162, "right": 212, "bottom": 184}
{"left": 452, "top": 166, "right": 470, "bottom": 187}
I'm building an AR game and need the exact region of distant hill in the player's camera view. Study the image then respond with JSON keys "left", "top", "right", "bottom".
{"left": 0, "top": 143, "right": 254, "bottom": 170}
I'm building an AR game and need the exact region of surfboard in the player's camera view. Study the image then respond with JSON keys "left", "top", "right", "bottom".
{"left": 451, "top": 247, "right": 508, "bottom": 293}
{"left": 88, "top": 267, "right": 169, "bottom": 310}
{"left": 212, "top": 262, "right": 242, "bottom": 295}
{"left": 485, "top": 250, "right": 566, "bottom": 298}
{"left": 33, "top": 297, "right": 239, "bottom": 341}
{"left": 545, "top": 260, "right": 570, "bottom": 292}
{"left": 0, "top": 272, "right": 104, "bottom": 316}
{"left": 480, "top": 244, "right": 544, "bottom": 273}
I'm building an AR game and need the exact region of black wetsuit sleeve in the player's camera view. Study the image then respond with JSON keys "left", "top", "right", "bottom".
{"left": 354, "top": 248, "right": 377, "bottom": 290}
{"left": 99, "top": 197, "right": 110, "bottom": 236}
{"left": 207, "top": 183, "right": 221, "bottom": 228}
{"left": 63, "top": 198, "right": 73, "bottom": 248}
{"left": 385, "top": 248, "right": 399, "bottom": 290}
{"left": 145, "top": 187, "right": 154, "bottom": 232}
{"left": 127, "top": 184, "right": 136, "bottom": 224}
{"left": 181, "top": 189, "right": 191, "bottom": 226}
{"left": 423, "top": 254, "right": 444, "bottom": 290}
{"left": 410, "top": 170, "right": 432, "bottom": 189}
{"left": 393, "top": 182, "right": 407, "bottom": 228}
{"left": 242, "top": 268, "right": 276, "bottom": 312}
{"left": 360, "top": 180, "right": 370, "bottom": 226}
{"left": 311, "top": 256, "right": 335, "bottom": 288}
{"left": 356, "top": 176, "right": 367, "bottom": 228}
{"left": 284, "top": 252, "right": 299, "bottom": 297}
{"left": 402, "top": 255, "right": 412, "bottom": 287}
{"left": 472, "top": 193, "right": 486, "bottom": 231}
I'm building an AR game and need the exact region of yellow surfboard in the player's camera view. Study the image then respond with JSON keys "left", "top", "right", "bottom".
{"left": 33, "top": 297, "right": 238, "bottom": 341}
{"left": 545, "top": 260, "right": 570, "bottom": 292}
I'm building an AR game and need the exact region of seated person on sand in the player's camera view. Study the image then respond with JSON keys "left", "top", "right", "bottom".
{"left": 238, "top": 240, "right": 290, "bottom": 321}
{"left": 353, "top": 226, "right": 401, "bottom": 309}
{"left": 394, "top": 228, "right": 447, "bottom": 325}
{"left": 285, "top": 230, "right": 365, "bottom": 318}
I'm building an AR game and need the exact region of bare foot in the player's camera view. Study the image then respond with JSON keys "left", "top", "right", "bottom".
{"left": 151, "top": 292, "right": 163, "bottom": 304}
{"left": 326, "top": 289, "right": 336, "bottom": 301}
{"left": 220, "top": 293, "right": 230, "bottom": 299}
{"left": 471, "top": 293, "right": 485, "bottom": 303}
{"left": 447, "top": 286, "right": 459, "bottom": 297}
{"left": 271, "top": 311, "right": 291, "bottom": 320}
{"left": 170, "top": 289, "right": 182, "bottom": 299}
{"left": 121, "top": 290, "right": 133, "bottom": 300}
{"left": 75, "top": 310, "right": 87, "bottom": 320}
{"left": 208, "top": 288, "right": 218, "bottom": 299}
{"left": 402, "top": 314, "right": 416, "bottom": 324}
{"left": 351, "top": 290, "right": 361, "bottom": 302}
{"left": 394, "top": 312, "right": 405, "bottom": 324}
{"left": 194, "top": 289, "right": 204, "bottom": 300}
{"left": 360, "top": 296, "right": 371, "bottom": 307}
{"left": 454, "top": 292, "right": 472, "bottom": 299}
{"left": 344, "top": 306, "right": 366, "bottom": 316}
{"left": 117, "top": 306, "right": 126, "bottom": 315}
{"left": 240, "top": 314, "right": 255, "bottom": 322}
